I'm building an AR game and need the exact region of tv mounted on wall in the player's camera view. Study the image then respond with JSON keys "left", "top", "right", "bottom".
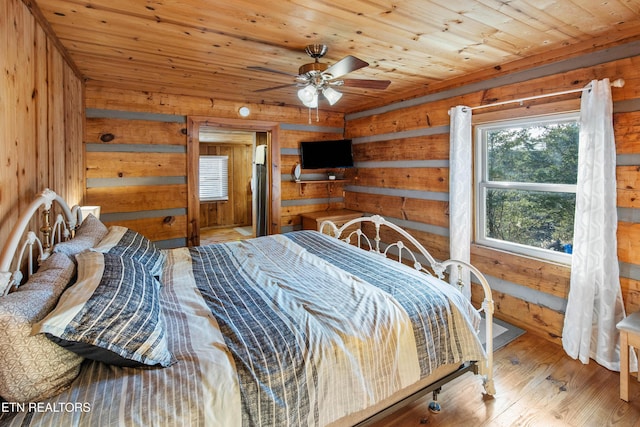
{"left": 299, "top": 139, "right": 354, "bottom": 169}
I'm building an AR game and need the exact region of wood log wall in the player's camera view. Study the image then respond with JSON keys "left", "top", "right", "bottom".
{"left": 344, "top": 41, "right": 640, "bottom": 344}
{"left": 1, "top": 0, "right": 83, "bottom": 247}
{"left": 5, "top": 0, "right": 640, "bottom": 341}
{"left": 83, "top": 87, "right": 345, "bottom": 247}
{"left": 84, "top": 114, "right": 189, "bottom": 247}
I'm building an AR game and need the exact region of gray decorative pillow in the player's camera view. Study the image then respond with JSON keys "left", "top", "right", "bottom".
{"left": 53, "top": 214, "right": 108, "bottom": 256}
{"left": 0, "top": 253, "right": 83, "bottom": 403}
{"left": 22, "top": 252, "right": 76, "bottom": 294}
{"left": 34, "top": 251, "right": 173, "bottom": 368}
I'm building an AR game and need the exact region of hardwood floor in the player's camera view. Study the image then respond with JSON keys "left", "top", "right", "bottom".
{"left": 370, "top": 332, "right": 640, "bottom": 426}
{"left": 200, "top": 226, "right": 254, "bottom": 245}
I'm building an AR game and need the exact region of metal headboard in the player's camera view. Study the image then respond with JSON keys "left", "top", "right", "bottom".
{"left": 0, "top": 189, "right": 78, "bottom": 295}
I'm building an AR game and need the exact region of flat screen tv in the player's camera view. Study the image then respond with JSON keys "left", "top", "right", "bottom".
{"left": 300, "top": 139, "right": 354, "bottom": 169}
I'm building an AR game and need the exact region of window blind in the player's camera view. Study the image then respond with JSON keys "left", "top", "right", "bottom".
{"left": 199, "top": 155, "right": 229, "bottom": 201}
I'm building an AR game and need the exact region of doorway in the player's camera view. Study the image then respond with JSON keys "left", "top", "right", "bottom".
{"left": 187, "top": 117, "right": 280, "bottom": 247}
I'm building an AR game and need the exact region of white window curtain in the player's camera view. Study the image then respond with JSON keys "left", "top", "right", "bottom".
{"left": 561, "top": 79, "right": 633, "bottom": 371}
{"left": 449, "top": 106, "right": 473, "bottom": 299}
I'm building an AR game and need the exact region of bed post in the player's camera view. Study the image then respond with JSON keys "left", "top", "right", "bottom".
{"left": 40, "top": 206, "right": 52, "bottom": 250}
{"left": 440, "top": 259, "right": 495, "bottom": 395}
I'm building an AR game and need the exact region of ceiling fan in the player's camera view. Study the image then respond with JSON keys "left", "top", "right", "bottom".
{"left": 248, "top": 44, "right": 391, "bottom": 107}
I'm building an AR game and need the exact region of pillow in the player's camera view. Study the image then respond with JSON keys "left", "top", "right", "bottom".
{"left": 53, "top": 214, "right": 108, "bottom": 256}
{"left": 23, "top": 252, "right": 76, "bottom": 294}
{"left": 0, "top": 253, "right": 83, "bottom": 403}
{"left": 93, "top": 226, "right": 165, "bottom": 279}
{"left": 34, "top": 251, "right": 173, "bottom": 368}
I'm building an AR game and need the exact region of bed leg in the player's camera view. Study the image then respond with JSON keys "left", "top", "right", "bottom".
{"left": 483, "top": 377, "right": 496, "bottom": 395}
{"left": 428, "top": 387, "right": 442, "bottom": 413}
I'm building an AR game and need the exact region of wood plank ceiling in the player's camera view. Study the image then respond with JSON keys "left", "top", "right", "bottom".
{"left": 32, "top": 0, "right": 640, "bottom": 113}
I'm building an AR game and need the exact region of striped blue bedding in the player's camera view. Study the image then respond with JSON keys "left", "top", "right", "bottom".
{"left": 189, "top": 231, "right": 484, "bottom": 426}
{"left": 4, "top": 230, "right": 484, "bottom": 427}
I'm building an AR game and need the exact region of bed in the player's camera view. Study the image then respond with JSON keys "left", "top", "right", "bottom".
{"left": 0, "top": 189, "right": 495, "bottom": 426}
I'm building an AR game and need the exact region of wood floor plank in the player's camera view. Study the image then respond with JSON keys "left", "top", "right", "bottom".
{"left": 369, "top": 332, "right": 640, "bottom": 426}
{"left": 199, "top": 226, "right": 253, "bottom": 244}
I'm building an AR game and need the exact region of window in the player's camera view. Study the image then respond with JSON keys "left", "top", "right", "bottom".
{"left": 475, "top": 113, "right": 579, "bottom": 263}
{"left": 199, "top": 155, "right": 229, "bottom": 201}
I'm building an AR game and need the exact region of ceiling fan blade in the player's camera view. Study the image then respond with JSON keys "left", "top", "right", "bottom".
{"left": 340, "top": 79, "right": 391, "bottom": 90}
{"left": 254, "top": 83, "right": 298, "bottom": 93}
{"left": 323, "top": 55, "right": 369, "bottom": 79}
{"left": 247, "top": 66, "right": 299, "bottom": 77}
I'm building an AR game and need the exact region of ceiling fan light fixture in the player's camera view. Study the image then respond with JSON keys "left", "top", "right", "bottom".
{"left": 302, "top": 92, "right": 318, "bottom": 108}
{"left": 322, "top": 87, "right": 342, "bottom": 105}
{"left": 298, "top": 85, "right": 317, "bottom": 105}
{"left": 251, "top": 44, "right": 389, "bottom": 110}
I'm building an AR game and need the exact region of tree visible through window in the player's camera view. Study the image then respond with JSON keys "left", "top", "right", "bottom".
{"left": 475, "top": 113, "right": 579, "bottom": 263}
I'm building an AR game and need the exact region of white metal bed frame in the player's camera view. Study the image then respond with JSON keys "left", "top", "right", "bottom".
{"left": 320, "top": 215, "right": 496, "bottom": 406}
{"left": 0, "top": 189, "right": 496, "bottom": 424}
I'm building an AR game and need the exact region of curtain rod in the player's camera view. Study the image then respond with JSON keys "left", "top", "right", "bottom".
{"left": 467, "top": 78, "right": 625, "bottom": 112}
